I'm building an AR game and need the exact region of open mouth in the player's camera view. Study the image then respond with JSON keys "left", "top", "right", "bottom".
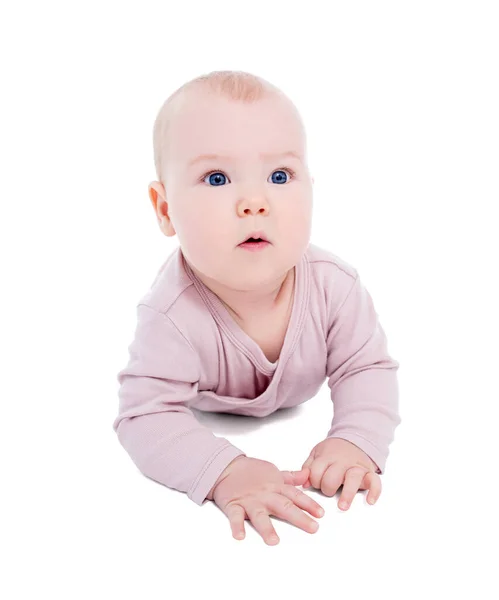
{"left": 238, "top": 237, "right": 270, "bottom": 251}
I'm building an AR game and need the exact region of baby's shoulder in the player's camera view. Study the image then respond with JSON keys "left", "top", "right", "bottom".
{"left": 136, "top": 247, "right": 196, "bottom": 313}
{"left": 306, "top": 243, "right": 358, "bottom": 286}
{"left": 137, "top": 261, "right": 217, "bottom": 359}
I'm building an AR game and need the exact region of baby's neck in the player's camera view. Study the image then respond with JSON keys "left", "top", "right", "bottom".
{"left": 186, "top": 259, "right": 295, "bottom": 323}
{"left": 221, "top": 268, "right": 294, "bottom": 323}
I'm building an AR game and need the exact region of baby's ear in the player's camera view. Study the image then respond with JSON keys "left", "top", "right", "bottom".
{"left": 148, "top": 181, "right": 165, "bottom": 211}
{"left": 148, "top": 182, "right": 175, "bottom": 236}
{"left": 160, "top": 216, "right": 176, "bottom": 237}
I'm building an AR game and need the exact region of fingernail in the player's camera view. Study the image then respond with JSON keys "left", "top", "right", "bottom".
{"left": 317, "top": 508, "right": 324, "bottom": 517}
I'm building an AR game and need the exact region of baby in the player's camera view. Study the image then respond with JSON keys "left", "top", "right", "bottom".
{"left": 113, "top": 70, "right": 401, "bottom": 546}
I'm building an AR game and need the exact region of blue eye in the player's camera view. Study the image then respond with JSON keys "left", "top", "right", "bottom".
{"left": 204, "top": 172, "right": 227, "bottom": 186}
{"left": 202, "top": 168, "right": 294, "bottom": 186}
{"left": 270, "top": 170, "right": 289, "bottom": 184}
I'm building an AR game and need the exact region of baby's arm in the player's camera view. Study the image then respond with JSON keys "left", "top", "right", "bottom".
{"left": 324, "top": 271, "right": 401, "bottom": 474}
{"left": 113, "top": 303, "right": 246, "bottom": 505}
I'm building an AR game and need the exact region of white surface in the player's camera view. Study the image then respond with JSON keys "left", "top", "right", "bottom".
{"left": 1, "top": 1, "right": 498, "bottom": 598}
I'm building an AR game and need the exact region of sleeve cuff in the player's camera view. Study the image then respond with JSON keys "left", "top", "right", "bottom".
{"left": 326, "top": 432, "right": 386, "bottom": 474}
{"left": 189, "top": 444, "right": 247, "bottom": 506}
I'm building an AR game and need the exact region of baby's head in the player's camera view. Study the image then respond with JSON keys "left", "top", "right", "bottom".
{"left": 149, "top": 70, "right": 314, "bottom": 292}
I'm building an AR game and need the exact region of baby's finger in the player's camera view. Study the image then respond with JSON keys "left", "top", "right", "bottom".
{"left": 225, "top": 503, "right": 247, "bottom": 540}
{"left": 320, "top": 462, "right": 346, "bottom": 498}
{"left": 338, "top": 466, "right": 367, "bottom": 510}
{"left": 265, "top": 491, "right": 320, "bottom": 536}
{"left": 364, "top": 471, "right": 382, "bottom": 504}
{"left": 309, "top": 457, "right": 331, "bottom": 490}
{"left": 280, "top": 484, "right": 324, "bottom": 518}
{"left": 244, "top": 501, "right": 280, "bottom": 545}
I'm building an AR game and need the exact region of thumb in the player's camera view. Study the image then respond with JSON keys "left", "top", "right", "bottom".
{"left": 281, "top": 468, "right": 309, "bottom": 485}
{"left": 302, "top": 448, "right": 317, "bottom": 471}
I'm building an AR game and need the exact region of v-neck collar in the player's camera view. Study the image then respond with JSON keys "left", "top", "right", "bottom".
{"left": 182, "top": 251, "right": 309, "bottom": 376}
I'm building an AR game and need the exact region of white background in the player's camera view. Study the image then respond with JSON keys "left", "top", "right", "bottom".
{"left": 2, "top": 1, "right": 498, "bottom": 598}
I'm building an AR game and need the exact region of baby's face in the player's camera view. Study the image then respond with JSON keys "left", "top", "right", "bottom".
{"left": 154, "top": 89, "right": 313, "bottom": 291}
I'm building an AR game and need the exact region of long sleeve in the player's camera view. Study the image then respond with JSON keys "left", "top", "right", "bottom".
{"left": 325, "top": 272, "right": 401, "bottom": 474}
{"left": 112, "top": 303, "right": 246, "bottom": 506}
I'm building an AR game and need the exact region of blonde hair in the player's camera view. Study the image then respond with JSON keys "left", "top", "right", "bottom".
{"left": 152, "top": 70, "right": 285, "bottom": 182}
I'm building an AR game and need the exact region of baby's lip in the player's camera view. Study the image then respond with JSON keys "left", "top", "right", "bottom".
{"left": 238, "top": 230, "right": 270, "bottom": 244}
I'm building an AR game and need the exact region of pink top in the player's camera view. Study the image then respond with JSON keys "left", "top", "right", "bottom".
{"left": 113, "top": 243, "right": 401, "bottom": 506}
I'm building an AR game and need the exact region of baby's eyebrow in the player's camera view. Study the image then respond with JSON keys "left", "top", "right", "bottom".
{"left": 187, "top": 150, "right": 302, "bottom": 168}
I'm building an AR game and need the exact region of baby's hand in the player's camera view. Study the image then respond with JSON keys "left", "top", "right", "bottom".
{"left": 302, "top": 438, "right": 381, "bottom": 510}
{"left": 207, "top": 456, "right": 325, "bottom": 545}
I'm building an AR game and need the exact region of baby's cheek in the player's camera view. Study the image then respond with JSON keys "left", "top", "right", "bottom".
{"left": 182, "top": 210, "right": 211, "bottom": 243}
{"left": 284, "top": 207, "right": 312, "bottom": 245}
